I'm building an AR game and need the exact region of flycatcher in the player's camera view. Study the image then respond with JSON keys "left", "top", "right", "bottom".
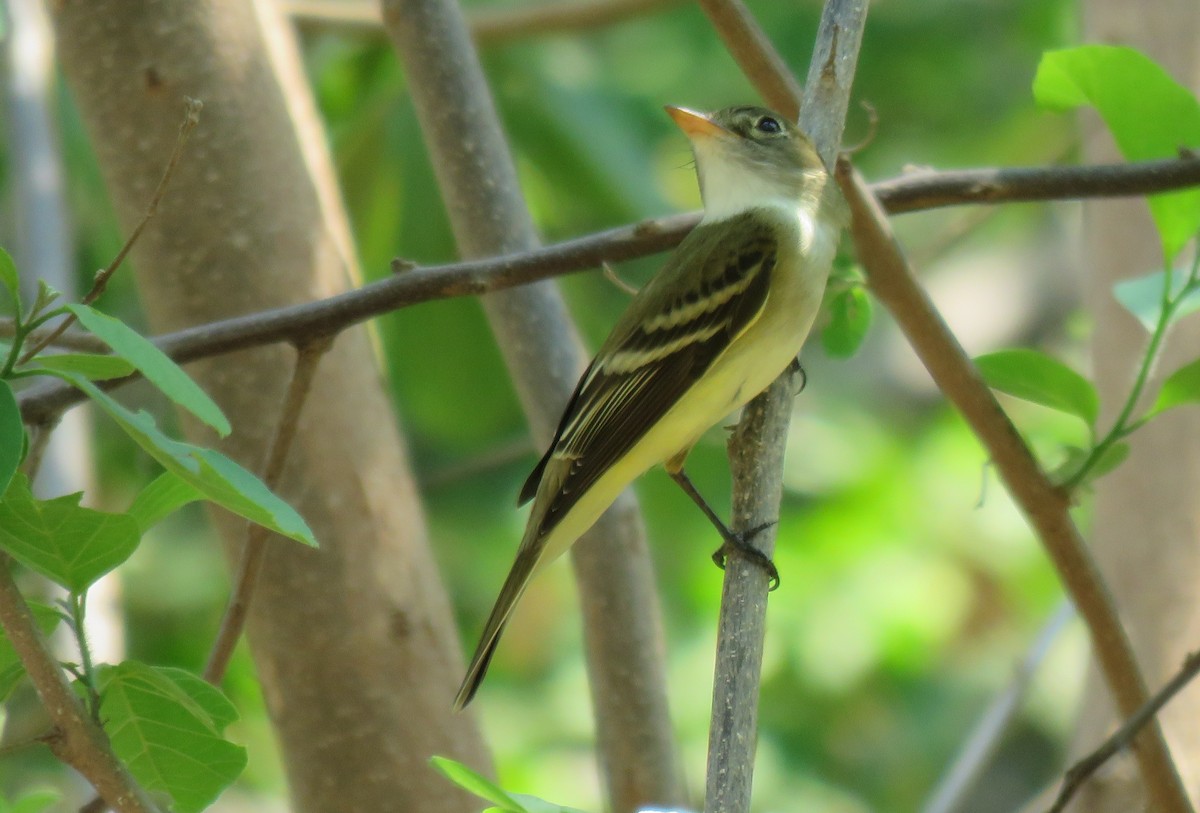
{"left": 455, "top": 105, "right": 847, "bottom": 709}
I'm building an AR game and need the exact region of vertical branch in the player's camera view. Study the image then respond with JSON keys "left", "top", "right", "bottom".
{"left": 700, "top": 3, "right": 867, "bottom": 812}
{"left": 377, "top": 1, "right": 685, "bottom": 810}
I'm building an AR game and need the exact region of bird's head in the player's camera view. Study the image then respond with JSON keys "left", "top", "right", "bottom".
{"left": 666, "top": 105, "right": 832, "bottom": 221}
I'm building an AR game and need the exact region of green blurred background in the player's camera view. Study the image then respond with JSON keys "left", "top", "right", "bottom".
{"left": 5, "top": 0, "right": 1110, "bottom": 810}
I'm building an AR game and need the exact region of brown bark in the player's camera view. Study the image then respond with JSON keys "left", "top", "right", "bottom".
{"left": 378, "top": 1, "right": 686, "bottom": 809}
{"left": 49, "top": 1, "right": 487, "bottom": 811}
{"left": 1071, "top": 3, "right": 1200, "bottom": 810}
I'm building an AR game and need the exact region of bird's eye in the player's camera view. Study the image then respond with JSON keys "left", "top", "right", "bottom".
{"left": 755, "top": 116, "right": 782, "bottom": 134}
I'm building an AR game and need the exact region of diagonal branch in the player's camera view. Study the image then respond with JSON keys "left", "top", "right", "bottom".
{"left": 836, "top": 158, "right": 1192, "bottom": 813}
{"left": 0, "top": 556, "right": 161, "bottom": 813}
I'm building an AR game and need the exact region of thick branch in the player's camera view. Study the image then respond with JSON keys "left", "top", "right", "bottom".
{"left": 836, "top": 158, "right": 1192, "bottom": 813}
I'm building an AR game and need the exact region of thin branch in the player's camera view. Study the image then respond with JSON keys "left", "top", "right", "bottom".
{"left": 0, "top": 555, "right": 161, "bottom": 812}
{"left": 17, "top": 98, "right": 201, "bottom": 366}
{"left": 835, "top": 158, "right": 1192, "bottom": 813}
{"left": 694, "top": 0, "right": 803, "bottom": 119}
{"left": 203, "top": 337, "right": 331, "bottom": 684}
{"left": 286, "top": 0, "right": 687, "bottom": 44}
{"left": 923, "top": 601, "right": 1074, "bottom": 813}
{"left": 1049, "top": 647, "right": 1200, "bottom": 813}
{"left": 700, "top": 1, "right": 865, "bottom": 811}
{"left": 0, "top": 319, "right": 110, "bottom": 352}
{"left": 16, "top": 157, "right": 1200, "bottom": 427}
{"left": 874, "top": 155, "right": 1200, "bottom": 214}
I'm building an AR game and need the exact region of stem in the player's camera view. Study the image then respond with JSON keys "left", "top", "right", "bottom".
{"left": 1067, "top": 240, "right": 1200, "bottom": 489}
{"left": 68, "top": 591, "right": 100, "bottom": 719}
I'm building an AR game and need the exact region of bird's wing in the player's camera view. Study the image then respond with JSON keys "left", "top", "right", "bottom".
{"left": 519, "top": 212, "right": 778, "bottom": 523}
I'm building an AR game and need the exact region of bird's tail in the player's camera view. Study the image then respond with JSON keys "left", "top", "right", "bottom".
{"left": 453, "top": 547, "right": 539, "bottom": 710}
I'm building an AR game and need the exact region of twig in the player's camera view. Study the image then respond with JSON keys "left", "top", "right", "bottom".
{"left": 203, "top": 337, "right": 331, "bottom": 684}
{"left": 695, "top": 0, "right": 803, "bottom": 119}
{"left": 1048, "top": 648, "right": 1200, "bottom": 813}
{"left": 0, "top": 554, "right": 161, "bottom": 812}
{"left": 17, "top": 98, "right": 202, "bottom": 366}
{"left": 874, "top": 156, "right": 1200, "bottom": 214}
{"left": 0, "top": 318, "right": 109, "bottom": 352}
{"left": 923, "top": 601, "right": 1073, "bottom": 813}
{"left": 19, "top": 155, "right": 1200, "bottom": 427}
{"left": 286, "top": 0, "right": 687, "bottom": 44}
{"left": 835, "top": 157, "right": 1192, "bottom": 813}
{"left": 699, "top": 1, "right": 865, "bottom": 811}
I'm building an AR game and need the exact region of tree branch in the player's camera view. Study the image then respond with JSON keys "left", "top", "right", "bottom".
{"left": 16, "top": 154, "right": 1200, "bottom": 428}
{"left": 836, "top": 158, "right": 1192, "bottom": 813}
{"left": 286, "top": 0, "right": 687, "bottom": 44}
{"left": 0, "top": 557, "right": 161, "bottom": 813}
{"left": 1049, "top": 647, "right": 1200, "bottom": 813}
{"left": 698, "top": 1, "right": 865, "bottom": 811}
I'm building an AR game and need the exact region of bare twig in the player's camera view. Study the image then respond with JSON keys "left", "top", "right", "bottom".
{"left": 699, "top": 1, "right": 865, "bottom": 811}
{"left": 923, "top": 602, "right": 1073, "bottom": 813}
{"left": 203, "top": 337, "right": 331, "bottom": 684}
{"left": 286, "top": 0, "right": 687, "bottom": 44}
{"left": 1048, "top": 648, "right": 1200, "bottom": 813}
{"left": 835, "top": 158, "right": 1192, "bottom": 813}
{"left": 18, "top": 155, "right": 1200, "bottom": 427}
{"left": 0, "top": 555, "right": 161, "bottom": 813}
{"left": 695, "top": 0, "right": 803, "bottom": 119}
{"left": 17, "top": 98, "right": 201, "bottom": 366}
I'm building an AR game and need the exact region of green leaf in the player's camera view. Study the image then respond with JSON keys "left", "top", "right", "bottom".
{"left": 1054, "top": 442, "right": 1131, "bottom": 488}
{"left": 431, "top": 756, "right": 528, "bottom": 812}
{"left": 975, "top": 349, "right": 1100, "bottom": 427}
{"left": 0, "top": 474, "right": 140, "bottom": 592}
{"left": 0, "top": 248, "right": 19, "bottom": 317}
{"left": 56, "top": 373, "right": 316, "bottom": 547}
{"left": 0, "top": 788, "right": 62, "bottom": 813}
{"left": 29, "top": 353, "right": 136, "bottom": 381}
{"left": 1112, "top": 270, "right": 1200, "bottom": 332}
{"left": 1151, "top": 357, "right": 1200, "bottom": 416}
{"left": 127, "top": 472, "right": 203, "bottom": 532}
{"left": 151, "top": 666, "right": 240, "bottom": 730}
{"left": 66, "top": 304, "right": 231, "bottom": 436}
{"left": 99, "top": 661, "right": 247, "bottom": 813}
{"left": 822, "top": 287, "right": 872, "bottom": 358}
{"left": 511, "top": 796, "right": 590, "bottom": 813}
{"left": 0, "top": 601, "right": 63, "bottom": 702}
{"left": 1033, "top": 46, "right": 1200, "bottom": 260}
{"left": 0, "top": 380, "right": 21, "bottom": 494}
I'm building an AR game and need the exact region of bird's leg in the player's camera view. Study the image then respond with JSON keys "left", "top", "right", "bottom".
{"left": 665, "top": 461, "right": 780, "bottom": 590}
{"left": 787, "top": 356, "right": 807, "bottom": 395}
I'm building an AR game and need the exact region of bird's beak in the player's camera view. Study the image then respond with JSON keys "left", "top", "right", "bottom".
{"left": 665, "top": 106, "right": 727, "bottom": 140}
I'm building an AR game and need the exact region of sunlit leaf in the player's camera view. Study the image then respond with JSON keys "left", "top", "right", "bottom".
{"left": 30, "top": 353, "right": 136, "bottom": 381}
{"left": 100, "top": 661, "right": 246, "bottom": 813}
{"left": 67, "top": 304, "right": 230, "bottom": 436}
{"left": 1034, "top": 46, "right": 1200, "bottom": 260}
{"left": 54, "top": 372, "right": 315, "bottom": 547}
{"left": 0, "top": 380, "right": 21, "bottom": 494}
{"left": 0, "top": 248, "right": 19, "bottom": 317}
{"left": 0, "top": 474, "right": 140, "bottom": 592}
{"left": 822, "top": 286, "right": 872, "bottom": 358}
{"left": 1151, "top": 357, "right": 1200, "bottom": 416}
{"left": 975, "top": 349, "right": 1099, "bottom": 427}
{"left": 0, "top": 787, "right": 62, "bottom": 813}
{"left": 431, "top": 756, "right": 527, "bottom": 812}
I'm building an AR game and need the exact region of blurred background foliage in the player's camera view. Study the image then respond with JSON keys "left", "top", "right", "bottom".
{"left": 0, "top": 0, "right": 1125, "bottom": 810}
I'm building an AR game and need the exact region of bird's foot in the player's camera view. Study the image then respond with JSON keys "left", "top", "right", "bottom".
{"left": 787, "top": 357, "right": 807, "bottom": 395}
{"left": 711, "top": 520, "right": 780, "bottom": 590}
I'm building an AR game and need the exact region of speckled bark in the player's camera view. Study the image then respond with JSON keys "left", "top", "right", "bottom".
{"left": 50, "top": 1, "right": 487, "bottom": 811}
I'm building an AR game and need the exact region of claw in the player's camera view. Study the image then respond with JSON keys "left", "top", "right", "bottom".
{"left": 710, "top": 520, "right": 781, "bottom": 590}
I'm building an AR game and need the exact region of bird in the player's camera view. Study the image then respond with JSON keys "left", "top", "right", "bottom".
{"left": 454, "top": 104, "right": 848, "bottom": 709}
